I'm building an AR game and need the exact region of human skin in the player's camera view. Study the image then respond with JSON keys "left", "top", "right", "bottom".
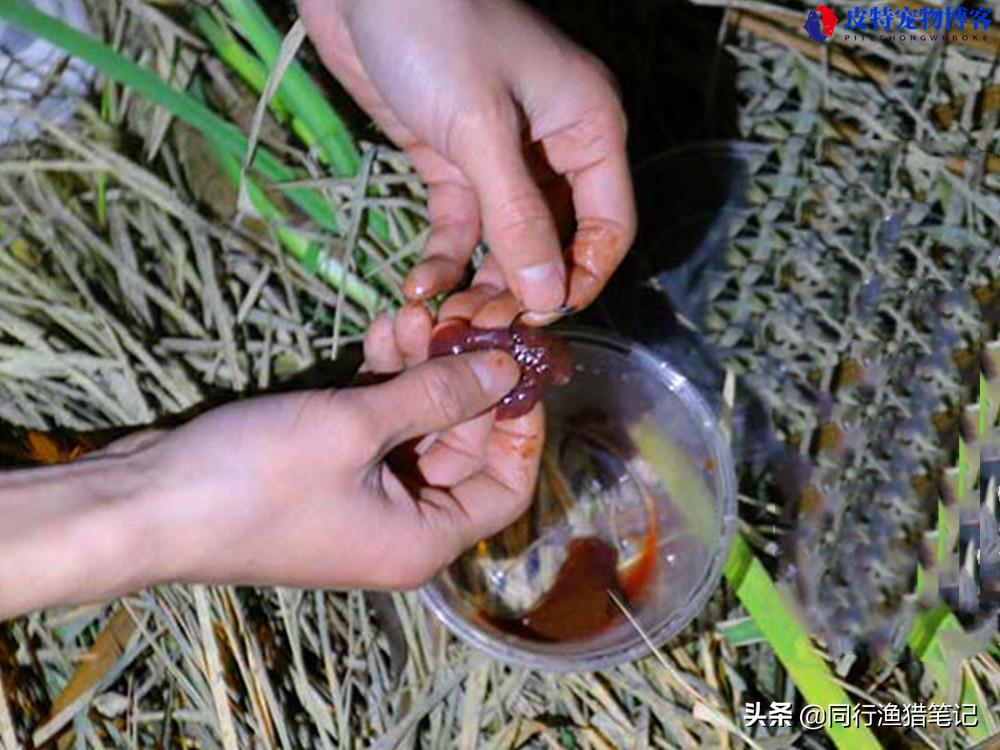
{"left": 0, "top": 0, "right": 631, "bottom": 620}
{"left": 0, "top": 317, "right": 543, "bottom": 619}
{"left": 299, "top": 0, "right": 637, "bottom": 320}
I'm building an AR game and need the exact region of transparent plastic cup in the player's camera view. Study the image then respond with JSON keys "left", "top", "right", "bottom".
{"left": 420, "top": 327, "right": 737, "bottom": 671}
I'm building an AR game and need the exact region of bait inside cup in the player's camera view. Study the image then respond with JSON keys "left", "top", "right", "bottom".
{"left": 421, "top": 327, "right": 737, "bottom": 671}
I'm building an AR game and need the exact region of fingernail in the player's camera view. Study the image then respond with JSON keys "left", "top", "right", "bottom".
{"left": 414, "top": 433, "right": 438, "bottom": 455}
{"left": 403, "top": 271, "right": 434, "bottom": 301}
{"left": 518, "top": 303, "right": 576, "bottom": 327}
{"left": 516, "top": 262, "right": 566, "bottom": 312}
{"left": 467, "top": 351, "right": 519, "bottom": 395}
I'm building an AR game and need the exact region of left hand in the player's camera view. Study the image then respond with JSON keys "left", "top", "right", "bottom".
{"left": 0, "top": 305, "right": 545, "bottom": 619}
{"left": 142, "top": 314, "right": 543, "bottom": 591}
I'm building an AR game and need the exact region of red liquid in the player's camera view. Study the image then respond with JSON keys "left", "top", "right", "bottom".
{"left": 431, "top": 324, "right": 658, "bottom": 641}
{"left": 483, "top": 537, "right": 623, "bottom": 641}
{"left": 429, "top": 322, "right": 573, "bottom": 419}
{"left": 483, "top": 522, "right": 659, "bottom": 642}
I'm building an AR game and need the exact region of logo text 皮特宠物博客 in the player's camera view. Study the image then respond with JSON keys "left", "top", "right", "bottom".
{"left": 807, "top": 5, "right": 993, "bottom": 43}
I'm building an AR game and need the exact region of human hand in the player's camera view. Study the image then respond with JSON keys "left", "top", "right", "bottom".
{"left": 299, "top": 0, "right": 636, "bottom": 318}
{"left": 0, "top": 307, "right": 545, "bottom": 618}
{"left": 133, "top": 304, "right": 542, "bottom": 593}
{"left": 142, "top": 334, "right": 539, "bottom": 592}
{"left": 0, "top": 320, "right": 543, "bottom": 618}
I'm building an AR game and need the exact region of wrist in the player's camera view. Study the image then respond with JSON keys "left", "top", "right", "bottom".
{"left": 80, "top": 450, "right": 165, "bottom": 597}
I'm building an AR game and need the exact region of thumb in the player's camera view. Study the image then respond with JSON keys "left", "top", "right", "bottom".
{"left": 451, "top": 120, "right": 566, "bottom": 313}
{"left": 357, "top": 351, "right": 520, "bottom": 446}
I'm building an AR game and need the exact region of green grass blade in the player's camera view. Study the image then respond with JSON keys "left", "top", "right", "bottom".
{"left": 0, "top": 0, "right": 390, "bottom": 307}
{"left": 217, "top": 0, "right": 359, "bottom": 178}
{"left": 193, "top": 8, "right": 287, "bottom": 112}
{"left": 724, "top": 535, "right": 882, "bottom": 750}
{"left": 716, "top": 617, "right": 765, "bottom": 648}
{"left": 0, "top": 3, "right": 258, "bottom": 175}
{"left": 199, "top": 128, "right": 377, "bottom": 313}
{"left": 213, "top": 0, "right": 393, "bottom": 245}
{"left": 192, "top": 7, "right": 317, "bottom": 149}
{"left": 0, "top": 0, "right": 339, "bottom": 235}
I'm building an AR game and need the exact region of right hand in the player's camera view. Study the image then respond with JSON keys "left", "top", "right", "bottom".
{"left": 299, "top": 0, "right": 636, "bottom": 318}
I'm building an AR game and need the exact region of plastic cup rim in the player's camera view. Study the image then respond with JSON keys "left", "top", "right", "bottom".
{"left": 420, "top": 325, "right": 739, "bottom": 672}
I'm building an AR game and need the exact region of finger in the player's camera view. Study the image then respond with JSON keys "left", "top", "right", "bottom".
{"left": 417, "top": 376, "right": 542, "bottom": 491}
{"left": 403, "top": 476, "right": 529, "bottom": 564}
{"left": 298, "top": 1, "right": 416, "bottom": 147}
{"left": 451, "top": 116, "right": 566, "bottom": 314}
{"left": 565, "top": 204, "right": 634, "bottom": 311}
{"left": 540, "top": 108, "right": 636, "bottom": 311}
{"left": 470, "top": 290, "right": 521, "bottom": 329}
{"left": 403, "top": 173, "right": 480, "bottom": 301}
{"left": 485, "top": 405, "right": 545, "bottom": 497}
{"left": 358, "top": 351, "right": 520, "bottom": 446}
{"left": 417, "top": 414, "right": 492, "bottom": 486}
{"left": 525, "top": 141, "right": 575, "bottom": 242}
{"left": 436, "top": 254, "right": 507, "bottom": 322}
{"left": 437, "top": 287, "right": 521, "bottom": 334}
{"left": 394, "top": 302, "right": 433, "bottom": 368}
{"left": 437, "top": 256, "right": 523, "bottom": 329}
{"left": 468, "top": 252, "right": 507, "bottom": 290}
{"left": 543, "top": 176, "right": 575, "bottom": 245}
{"left": 438, "top": 283, "right": 502, "bottom": 323}
{"left": 444, "top": 456, "right": 539, "bottom": 547}
{"left": 363, "top": 315, "right": 404, "bottom": 374}
{"left": 437, "top": 286, "right": 519, "bottom": 331}
{"left": 404, "top": 256, "right": 466, "bottom": 302}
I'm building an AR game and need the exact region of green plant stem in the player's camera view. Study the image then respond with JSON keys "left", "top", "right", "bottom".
{"left": 0, "top": 0, "right": 386, "bottom": 307}
{"left": 214, "top": 0, "right": 392, "bottom": 244}
{"left": 192, "top": 8, "right": 315, "bottom": 147}
{"left": 216, "top": 0, "right": 359, "bottom": 177}
{"left": 724, "top": 535, "right": 882, "bottom": 750}
{"left": 0, "top": 2, "right": 327, "bottom": 228}
{"left": 193, "top": 102, "right": 378, "bottom": 312}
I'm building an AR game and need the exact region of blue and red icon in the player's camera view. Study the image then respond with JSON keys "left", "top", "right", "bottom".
{"left": 803, "top": 5, "right": 840, "bottom": 41}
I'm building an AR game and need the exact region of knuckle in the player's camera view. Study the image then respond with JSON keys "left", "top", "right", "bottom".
{"left": 446, "top": 90, "right": 518, "bottom": 156}
{"left": 574, "top": 49, "right": 624, "bottom": 101}
{"left": 571, "top": 104, "right": 627, "bottom": 156}
{"left": 493, "top": 190, "right": 551, "bottom": 235}
{"left": 564, "top": 56, "right": 628, "bottom": 150}
{"left": 592, "top": 58, "right": 625, "bottom": 102}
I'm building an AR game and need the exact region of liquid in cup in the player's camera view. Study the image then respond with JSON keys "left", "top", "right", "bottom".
{"left": 421, "top": 328, "right": 737, "bottom": 671}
